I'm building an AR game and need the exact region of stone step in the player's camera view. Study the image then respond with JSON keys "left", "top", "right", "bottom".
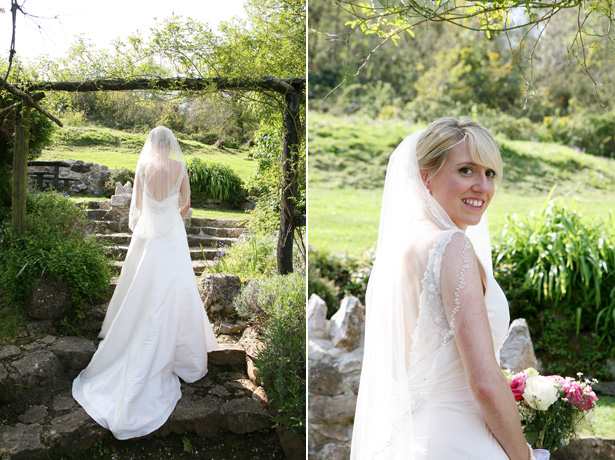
{"left": 97, "top": 233, "right": 237, "bottom": 248}
{"left": 86, "top": 209, "right": 107, "bottom": 220}
{"left": 75, "top": 200, "right": 110, "bottom": 210}
{"left": 191, "top": 217, "right": 246, "bottom": 229}
{"left": 107, "top": 245, "right": 217, "bottom": 262}
{"left": 186, "top": 225, "right": 244, "bottom": 238}
{"left": 91, "top": 220, "right": 120, "bottom": 234}
{"left": 109, "top": 259, "right": 209, "bottom": 276}
{"left": 0, "top": 344, "right": 270, "bottom": 460}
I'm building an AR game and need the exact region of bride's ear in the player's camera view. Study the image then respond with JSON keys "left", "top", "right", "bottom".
{"left": 420, "top": 170, "right": 432, "bottom": 192}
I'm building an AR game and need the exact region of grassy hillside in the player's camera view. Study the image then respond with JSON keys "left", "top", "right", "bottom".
{"left": 309, "top": 111, "right": 615, "bottom": 254}
{"left": 39, "top": 125, "right": 255, "bottom": 180}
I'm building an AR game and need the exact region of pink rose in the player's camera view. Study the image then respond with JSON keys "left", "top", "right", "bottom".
{"left": 563, "top": 381, "right": 584, "bottom": 406}
{"left": 578, "top": 387, "right": 598, "bottom": 411}
{"left": 548, "top": 375, "right": 565, "bottom": 385}
{"left": 509, "top": 374, "right": 527, "bottom": 401}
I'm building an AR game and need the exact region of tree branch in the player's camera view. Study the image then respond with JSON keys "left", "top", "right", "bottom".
{"left": 0, "top": 77, "right": 63, "bottom": 126}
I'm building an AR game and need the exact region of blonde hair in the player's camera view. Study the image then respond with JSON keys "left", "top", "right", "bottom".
{"left": 416, "top": 118, "right": 502, "bottom": 183}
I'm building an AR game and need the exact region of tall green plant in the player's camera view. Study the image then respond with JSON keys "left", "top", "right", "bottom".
{"left": 494, "top": 197, "right": 615, "bottom": 340}
{"left": 187, "top": 157, "right": 244, "bottom": 206}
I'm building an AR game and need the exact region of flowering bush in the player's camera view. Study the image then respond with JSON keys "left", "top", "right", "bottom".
{"left": 504, "top": 368, "right": 598, "bottom": 452}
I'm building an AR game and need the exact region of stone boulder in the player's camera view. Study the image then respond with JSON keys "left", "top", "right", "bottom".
{"left": 552, "top": 437, "right": 615, "bottom": 460}
{"left": 222, "top": 397, "right": 271, "bottom": 434}
{"left": 198, "top": 274, "right": 243, "bottom": 319}
{"left": 499, "top": 318, "right": 538, "bottom": 373}
{"left": 308, "top": 294, "right": 328, "bottom": 339}
{"left": 11, "top": 350, "right": 64, "bottom": 388}
{"left": 309, "top": 362, "right": 343, "bottom": 396}
{"left": 49, "top": 337, "right": 96, "bottom": 371}
{"left": 0, "top": 423, "right": 49, "bottom": 460}
{"left": 330, "top": 297, "right": 365, "bottom": 351}
{"left": 26, "top": 274, "right": 72, "bottom": 320}
{"left": 44, "top": 407, "right": 106, "bottom": 452}
{"left": 162, "top": 394, "right": 224, "bottom": 438}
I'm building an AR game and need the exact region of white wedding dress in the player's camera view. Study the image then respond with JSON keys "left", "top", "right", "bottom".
{"left": 406, "top": 229, "right": 510, "bottom": 459}
{"left": 351, "top": 129, "right": 512, "bottom": 459}
{"left": 73, "top": 152, "right": 218, "bottom": 440}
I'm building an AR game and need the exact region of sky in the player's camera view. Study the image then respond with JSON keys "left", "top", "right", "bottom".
{"left": 0, "top": 0, "right": 247, "bottom": 61}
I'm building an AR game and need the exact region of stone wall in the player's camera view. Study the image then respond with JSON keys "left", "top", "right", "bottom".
{"left": 28, "top": 160, "right": 110, "bottom": 195}
{"left": 307, "top": 294, "right": 542, "bottom": 460}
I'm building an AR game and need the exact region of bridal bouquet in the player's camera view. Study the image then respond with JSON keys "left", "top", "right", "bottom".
{"left": 504, "top": 368, "right": 598, "bottom": 453}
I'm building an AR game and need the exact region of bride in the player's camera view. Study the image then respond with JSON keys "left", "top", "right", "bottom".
{"left": 350, "top": 118, "right": 534, "bottom": 459}
{"left": 73, "top": 126, "right": 219, "bottom": 440}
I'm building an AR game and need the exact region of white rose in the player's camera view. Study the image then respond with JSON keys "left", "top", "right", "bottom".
{"left": 522, "top": 376, "right": 558, "bottom": 411}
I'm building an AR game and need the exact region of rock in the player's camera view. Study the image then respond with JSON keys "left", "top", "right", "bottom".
{"left": 311, "top": 423, "right": 352, "bottom": 442}
{"left": 337, "top": 347, "right": 363, "bottom": 374}
{"left": 215, "top": 139, "right": 224, "bottom": 149}
{"left": 18, "top": 405, "right": 48, "bottom": 424}
{"left": 162, "top": 394, "right": 224, "bottom": 438}
{"left": 219, "top": 321, "right": 245, "bottom": 334}
{"left": 222, "top": 397, "right": 272, "bottom": 434}
{"left": 198, "top": 274, "right": 242, "bottom": 319}
{"left": 209, "top": 385, "right": 230, "bottom": 398}
{"left": 239, "top": 327, "right": 264, "bottom": 359}
{"left": 499, "top": 318, "right": 538, "bottom": 373}
{"left": 53, "top": 395, "right": 76, "bottom": 412}
{"left": 330, "top": 297, "right": 365, "bottom": 351}
{"left": 345, "top": 374, "right": 361, "bottom": 394}
{"left": 594, "top": 381, "right": 615, "bottom": 396}
{"left": 276, "top": 424, "right": 306, "bottom": 460}
{"left": 0, "top": 345, "right": 21, "bottom": 360}
{"left": 252, "top": 386, "right": 268, "bottom": 407}
{"left": 45, "top": 407, "right": 106, "bottom": 452}
{"left": 11, "top": 350, "right": 64, "bottom": 388}
{"left": 308, "top": 294, "right": 328, "bottom": 339}
{"left": 0, "top": 423, "right": 49, "bottom": 460}
{"left": 310, "top": 395, "right": 357, "bottom": 422}
{"left": 110, "top": 194, "right": 129, "bottom": 207}
{"left": 552, "top": 437, "right": 615, "bottom": 460}
{"left": 70, "top": 161, "right": 90, "bottom": 173}
{"left": 309, "top": 362, "right": 343, "bottom": 396}
{"left": 50, "top": 337, "right": 96, "bottom": 370}
{"left": 26, "top": 274, "right": 72, "bottom": 320}
{"left": 317, "top": 442, "right": 350, "bottom": 460}
{"left": 246, "top": 357, "right": 259, "bottom": 383}
{"left": 208, "top": 343, "right": 246, "bottom": 366}
{"left": 27, "top": 321, "right": 56, "bottom": 337}
{"left": 309, "top": 338, "right": 342, "bottom": 363}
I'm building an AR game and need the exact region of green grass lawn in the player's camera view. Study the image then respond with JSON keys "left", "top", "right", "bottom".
{"left": 39, "top": 125, "right": 255, "bottom": 180}
{"left": 308, "top": 112, "right": 615, "bottom": 254}
{"left": 582, "top": 395, "right": 615, "bottom": 439}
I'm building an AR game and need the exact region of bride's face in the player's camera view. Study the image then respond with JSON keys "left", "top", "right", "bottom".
{"left": 425, "top": 142, "right": 496, "bottom": 231}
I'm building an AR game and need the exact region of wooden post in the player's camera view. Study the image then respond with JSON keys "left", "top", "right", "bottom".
{"left": 11, "top": 106, "right": 29, "bottom": 233}
{"left": 277, "top": 91, "right": 301, "bottom": 275}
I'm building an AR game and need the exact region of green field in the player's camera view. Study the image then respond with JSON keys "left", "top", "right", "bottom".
{"left": 39, "top": 125, "right": 255, "bottom": 180}
{"left": 308, "top": 112, "right": 615, "bottom": 254}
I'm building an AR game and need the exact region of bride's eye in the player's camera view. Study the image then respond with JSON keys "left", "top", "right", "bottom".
{"left": 486, "top": 169, "right": 496, "bottom": 179}
{"left": 459, "top": 167, "right": 472, "bottom": 175}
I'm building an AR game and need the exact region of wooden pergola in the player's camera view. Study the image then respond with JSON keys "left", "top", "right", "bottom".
{"left": 1, "top": 75, "right": 305, "bottom": 274}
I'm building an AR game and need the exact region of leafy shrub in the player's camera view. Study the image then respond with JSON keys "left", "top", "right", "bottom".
{"left": 102, "top": 167, "right": 136, "bottom": 198}
{"left": 207, "top": 232, "right": 305, "bottom": 280}
{"left": 187, "top": 158, "right": 244, "bottom": 207}
{"left": 493, "top": 199, "right": 615, "bottom": 345}
{"left": 543, "top": 111, "right": 615, "bottom": 158}
{"left": 233, "top": 273, "right": 305, "bottom": 433}
{"left": 0, "top": 191, "right": 112, "bottom": 306}
{"left": 308, "top": 246, "right": 374, "bottom": 317}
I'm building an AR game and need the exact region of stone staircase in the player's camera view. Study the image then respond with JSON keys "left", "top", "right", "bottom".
{"left": 0, "top": 317, "right": 271, "bottom": 459}
{"left": 0, "top": 201, "right": 289, "bottom": 459}
{"left": 81, "top": 200, "right": 246, "bottom": 277}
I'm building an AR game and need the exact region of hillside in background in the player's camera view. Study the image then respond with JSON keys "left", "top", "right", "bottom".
{"left": 39, "top": 125, "right": 255, "bottom": 180}
{"left": 308, "top": 111, "right": 615, "bottom": 253}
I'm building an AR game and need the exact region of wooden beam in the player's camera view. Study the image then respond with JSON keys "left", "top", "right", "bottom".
{"left": 0, "top": 76, "right": 62, "bottom": 127}
{"left": 11, "top": 106, "right": 30, "bottom": 233}
{"left": 277, "top": 91, "right": 302, "bottom": 275}
{"left": 25, "top": 77, "right": 306, "bottom": 95}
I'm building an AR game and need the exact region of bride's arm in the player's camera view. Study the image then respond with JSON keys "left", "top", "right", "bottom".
{"left": 441, "top": 233, "right": 530, "bottom": 460}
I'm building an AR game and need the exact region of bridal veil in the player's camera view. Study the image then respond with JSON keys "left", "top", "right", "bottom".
{"left": 350, "top": 129, "right": 493, "bottom": 459}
